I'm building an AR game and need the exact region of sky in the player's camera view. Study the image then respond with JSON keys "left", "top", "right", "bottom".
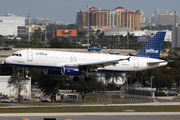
{"left": 1, "top": 0, "right": 180, "bottom": 24}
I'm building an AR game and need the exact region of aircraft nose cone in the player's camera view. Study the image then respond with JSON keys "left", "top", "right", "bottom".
{"left": 5, "top": 57, "right": 10, "bottom": 64}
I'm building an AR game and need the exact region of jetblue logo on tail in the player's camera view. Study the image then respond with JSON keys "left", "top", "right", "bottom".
{"left": 146, "top": 48, "right": 159, "bottom": 54}
{"left": 135, "top": 31, "right": 166, "bottom": 59}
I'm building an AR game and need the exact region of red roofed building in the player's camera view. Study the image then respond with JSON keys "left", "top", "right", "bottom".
{"left": 77, "top": 6, "right": 141, "bottom": 31}
{"left": 115, "top": 6, "right": 125, "bottom": 10}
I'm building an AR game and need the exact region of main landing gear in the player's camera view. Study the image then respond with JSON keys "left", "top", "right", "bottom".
{"left": 72, "top": 68, "right": 90, "bottom": 82}
{"left": 72, "top": 76, "right": 90, "bottom": 82}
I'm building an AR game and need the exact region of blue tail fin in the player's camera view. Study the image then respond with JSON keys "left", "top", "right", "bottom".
{"left": 135, "top": 31, "right": 166, "bottom": 59}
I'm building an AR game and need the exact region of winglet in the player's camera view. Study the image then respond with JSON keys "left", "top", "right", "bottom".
{"left": 127, "top": 57, "right": 131, "bottom": 61}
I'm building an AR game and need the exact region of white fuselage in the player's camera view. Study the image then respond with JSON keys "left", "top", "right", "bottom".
{"left": 5, "top": 50, "right": 167, "bottom": 73}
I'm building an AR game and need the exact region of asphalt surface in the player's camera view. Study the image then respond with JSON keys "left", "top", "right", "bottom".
{"left": 0, "top": 113, "right": 180, "bottom": 120}
{"left": 0, "top": 96, "right": 179, "bottom": 120}
{"left": 0, "top": 98, "right": 179, "bottom": 109}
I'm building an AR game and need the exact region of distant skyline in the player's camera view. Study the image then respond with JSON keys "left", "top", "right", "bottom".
{"left": 1, "top": 0, "right": 180, "bottom": 24}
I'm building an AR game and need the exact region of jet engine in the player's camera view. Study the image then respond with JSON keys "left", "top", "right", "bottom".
{"left": 61, "top": 66, "right": 82, "bottom": 75}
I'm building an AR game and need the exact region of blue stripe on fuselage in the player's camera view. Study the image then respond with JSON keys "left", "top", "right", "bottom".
{"left": 6, "top": 63, "right": 59, "bottom": 70}
{"left": 6, "top": 63, "right": 132, "bottom": 73}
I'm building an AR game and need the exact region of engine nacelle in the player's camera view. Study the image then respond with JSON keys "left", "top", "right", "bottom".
{"left": 44, "top": 69, "right": 62, "bottom": 75}
{"left": 61, "top": 66, "right": 82, "bottom": 75}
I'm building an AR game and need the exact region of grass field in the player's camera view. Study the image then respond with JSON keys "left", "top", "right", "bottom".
{"left": 1, "top": 94, "right": 176, "bottom": 113}
{"left": 0, "top": 106, "right": 180, "bottom": 113}
{"left": 0, "top": 104, "right": 10, "bottom": 107}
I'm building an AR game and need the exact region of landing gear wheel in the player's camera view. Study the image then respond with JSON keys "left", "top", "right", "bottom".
{"left": 73, "top": 76, "right": 79, "bottom": 82}
{"left": 85, "top": 77, "right": 90, "bottom": 82}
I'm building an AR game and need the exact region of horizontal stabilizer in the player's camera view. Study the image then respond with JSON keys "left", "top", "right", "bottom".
{"left": 147, "top": 60, "right": 167, "bottom": 66}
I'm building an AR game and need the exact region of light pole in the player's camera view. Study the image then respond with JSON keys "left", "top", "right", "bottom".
{"left": 126, "top": 75, "right": 129, "bottom": 94}
{"left": 175, "top": 11, "right": 177, "bottom": 48}
{"left": 118, "top": 26, "right": 120, "bottom": 49}
{"left": 151, "top": 76, "right": 154, "bottom": 89}
{"left": 45, "top": 18, "right": 47, "bottom": 45}
{"left": 86, "top": 4, "right": 91, "bottom": 49}
{"left": 151, "top": 76, "right": 154, "bottom": 96}
{"left": 28, "top": 13, "right": 30, "bottom": 42}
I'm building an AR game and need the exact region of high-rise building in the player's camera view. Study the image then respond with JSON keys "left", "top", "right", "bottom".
{"left": 25, "top": 17, "right": 53, "bottom": 25}
{"left": 140, "top": 11, "right": 146, "bottom": 23}
{"left": 144, "top": 14, "right": 156, "bottom": 24}
{"left": 155, "top": 9, "right": 170, "bottom": 23}
{"left": 77, "top": 6, "right": 141, "bottom": 31}
{"left": 157, "top": 14, "right": 179, "bottom": 25}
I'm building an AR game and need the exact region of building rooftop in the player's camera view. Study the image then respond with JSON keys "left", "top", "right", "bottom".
{"left": 115, "top": 6, "right": 125, "bottom": 9}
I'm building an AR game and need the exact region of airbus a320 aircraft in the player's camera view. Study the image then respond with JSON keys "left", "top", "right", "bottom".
{"left": 5, "top": 31, "right": 167, "bottom": 81}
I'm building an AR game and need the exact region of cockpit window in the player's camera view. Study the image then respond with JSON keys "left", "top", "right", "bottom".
{"left": 12, "top": 53, "right": 22, "bottom": 57}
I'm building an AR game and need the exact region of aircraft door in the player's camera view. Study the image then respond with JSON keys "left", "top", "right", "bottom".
{"left": 27, "top": 51, "right": 33, "bottom": 61}
{"left": 134, "top": 58, "right": 139, "bottom": 68}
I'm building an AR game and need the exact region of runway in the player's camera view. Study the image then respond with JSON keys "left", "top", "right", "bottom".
{"left": 0, "top": 101, "right": 180, "bottom": 108}
{"left": 0, "top": 112, "right": 180, "bottom": 116}
{"left": 0, "top": 112, "right": 180, "bottom": 120}
{"left": 0, "top": 96, "right": 179, "bottom": 120}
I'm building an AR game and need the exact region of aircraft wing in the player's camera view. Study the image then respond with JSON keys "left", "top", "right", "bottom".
{"left": 65, "top": 58, "right": 128, "bottom": 69}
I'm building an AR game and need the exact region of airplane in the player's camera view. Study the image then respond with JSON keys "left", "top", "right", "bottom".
{"left": 5, "top": 31, "right": 167, "bottom": 81}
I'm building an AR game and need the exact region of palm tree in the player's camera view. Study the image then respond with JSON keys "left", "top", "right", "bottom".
{"left": 105, "top": 73, "right": 123, "bottom": 84}
{"left": 162, "top": 49, "right": 167, "bottom": 57}
{"left": 96, "top": 29, "right": 100, "bottom": 38}
{"left": 112, "top": 73, "right": 124, "bottom": 83}
{"left": 105, "top": 73, "right": 112, "bottom": 85}
{"left": 127, "top": 72, "right": 137, "bottom": 87}
{"left": 139, "top": 70, "right": 148, "bottom": 87}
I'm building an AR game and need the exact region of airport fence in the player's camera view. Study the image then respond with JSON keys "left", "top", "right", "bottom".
{"left": 59, "top": 92, "right": 152, "bottom": 105}
{"left": 125, "top": 89, "right": 178, "bottom": 97}
{"left": 58, "top": 91, "right": 180, "bottom": 106}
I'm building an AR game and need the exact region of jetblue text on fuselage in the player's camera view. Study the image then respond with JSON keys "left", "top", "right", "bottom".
{"left": 145, "top": 48, "right": 159, "bottom": 54}
{"left": 36, "top": 52, "right": 48, "bottom": 56}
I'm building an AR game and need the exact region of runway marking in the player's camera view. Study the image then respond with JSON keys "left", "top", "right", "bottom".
{"left": 22, "top": 118, "right": 30, "bottom": 120}
{"left": 64, "top": 118, "right": 72, "bottom": 120}
{"left": 127, "top": 115, "right": 180, "bottom": 120}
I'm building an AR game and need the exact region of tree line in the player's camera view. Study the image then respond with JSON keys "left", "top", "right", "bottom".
{"left": 8, "top": 69, "right": 105, "bottom": 102}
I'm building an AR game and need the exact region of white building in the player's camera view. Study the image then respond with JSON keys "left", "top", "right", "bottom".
{"left": 103, "top": 27, "right": 171, "bottom": 42}
{"left": 157, "top": 14, "right": 179, "bottom": 25}
{"left": 155, "top": 9, "right": 170, "bottom": 23}
{"left": 133, "top": 30, "right": 171, "bottom": 42}
{"left": 0, "top": 76, "right": 31, "bottom": 100}
{"left": 0, "top": 13, "right": 25, "bottom": 36}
